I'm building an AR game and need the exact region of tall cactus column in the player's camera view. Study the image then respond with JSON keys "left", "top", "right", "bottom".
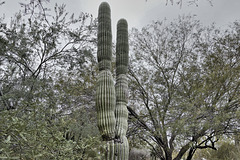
{"left": 96, "top": 2, "right": 116, "bottom": 159}
{"left": 114, "top": 19, "right": 129, "bottom": 160}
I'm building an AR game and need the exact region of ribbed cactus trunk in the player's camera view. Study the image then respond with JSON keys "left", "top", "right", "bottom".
{"left": 96, "top": 2, "right": 116, "bottom": 159}
{"left": 114, "top": 19, "right": 129, "bottom": 160}
{"left": 96, "top": 2, "right": 129, "bottom": 159}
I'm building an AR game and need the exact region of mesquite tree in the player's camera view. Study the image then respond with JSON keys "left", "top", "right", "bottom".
{"left": 96, "top": 2, "right": 129, "bottom": 159}
{"left": 128, "top": 16, "right": 240, "bottom": 160}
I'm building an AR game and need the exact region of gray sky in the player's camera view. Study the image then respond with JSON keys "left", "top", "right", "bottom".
{"left": 59, "top": 0, "right": 240, "bottom": 29}
{"left": 1, "top": 0, "right": 240, "bottom": 34}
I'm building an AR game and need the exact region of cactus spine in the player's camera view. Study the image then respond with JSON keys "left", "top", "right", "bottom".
{"left": 115, "top": 19, "right": 129, "bottom": 160}
{"left": 96, "top": 2, "right": 116, "bottom": 159}
{"left": 96, "top": 2, "right": 129, "bottom": 159}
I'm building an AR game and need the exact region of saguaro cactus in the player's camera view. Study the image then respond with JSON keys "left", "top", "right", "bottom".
{"left": 114, "top": 19, "right": 129, "bottom": 160}
{"left": 96, "top": 2, "right": 129, "bottom": 159}
{"left": 96, "top": 2, "right": 116, "bottom": 159}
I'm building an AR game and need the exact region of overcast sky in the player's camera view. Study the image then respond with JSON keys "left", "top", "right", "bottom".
{"left": 1, "top": 0, "right": 240, "bottom": 35}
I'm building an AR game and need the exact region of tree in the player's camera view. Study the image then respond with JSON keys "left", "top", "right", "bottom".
{"left": 0, "top": 1, "right": 4, "bottom": 5}
{"left": 128, "top": 16, "right": 240, "bottom": 160}
{"left": 0, "top": 1, "right": 103, "bottom": 159}
{"left": 146, "top": 0, "right": 213, "bottom": 7}
{"left": 0, "top": 0, "right": 98, "bottom": 114}
{"left": 194, "top": 138, "right": 240, "bottom": 160}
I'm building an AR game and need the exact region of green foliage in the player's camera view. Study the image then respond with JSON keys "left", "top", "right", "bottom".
{"left": 1, "top": 1, "right": 238, "bottom": 160}
{"left": 128, "top": 16, "right": 240, "bottom": 160}
{"left": 194, "top": 140, "right": 240, "bottom": 160}
{"left": 0, "top": 103, "right": 104, "bottom": 159}
{"left": 0, "top": 1, "right": 102, "bottom": 159}
{"left": 0, "top": 0, "right": 97, "bottom": 111}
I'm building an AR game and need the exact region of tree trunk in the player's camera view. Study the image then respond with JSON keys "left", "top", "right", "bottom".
{"left": 186, "top": 147, "right": 196, "bottom": 160}
{"left": 173, "top": 143, "right": 191, "bottom": 160}
{"left": 164, "top": 148, "right": 173, "bottom": 160}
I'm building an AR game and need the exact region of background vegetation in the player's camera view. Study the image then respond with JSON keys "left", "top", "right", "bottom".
{"left": 0, "top": 0, "right": 239, "bottom": 159}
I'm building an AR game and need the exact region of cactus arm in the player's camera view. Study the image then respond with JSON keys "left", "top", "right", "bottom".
{"left": 115, "top": 18, "right": 129, "bottom": 160}
{"left": 96, "top": 2, "right": 116, "bottom": 159}
{"left": 97, "top": 2, "right": 112, "bottom": 71}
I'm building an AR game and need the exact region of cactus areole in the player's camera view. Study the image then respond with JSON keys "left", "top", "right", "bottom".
{"left": 96, "top": 2, "right": 129, "bottom": 159}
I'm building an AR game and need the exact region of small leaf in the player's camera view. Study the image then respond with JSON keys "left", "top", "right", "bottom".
{"left": 20, "top": 133, "right": 27, "bottom": 141}
{"left": 34, "top": 154, "right": 43, "bottom": 158}
{"left": 4, "top": 135, "right": 11, "bottom": 143}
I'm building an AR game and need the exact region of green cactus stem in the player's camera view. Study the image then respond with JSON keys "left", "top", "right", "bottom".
{"left": 96, "top": 2, "right": 129, "bottom": 159}
{"left": 116, "top": 19, "right": 129, "bottom": 76}
{"left": 115, "top": 18, "right": 129, "bottom": 160}
{"left": 96, "top": 2, "right": 116, "bottom": 159}
{"left": 97, "top": 2, "right": 112, "bottom": 71}
{"left": 96, "top": 71, "right": 116, "bottom": 140}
